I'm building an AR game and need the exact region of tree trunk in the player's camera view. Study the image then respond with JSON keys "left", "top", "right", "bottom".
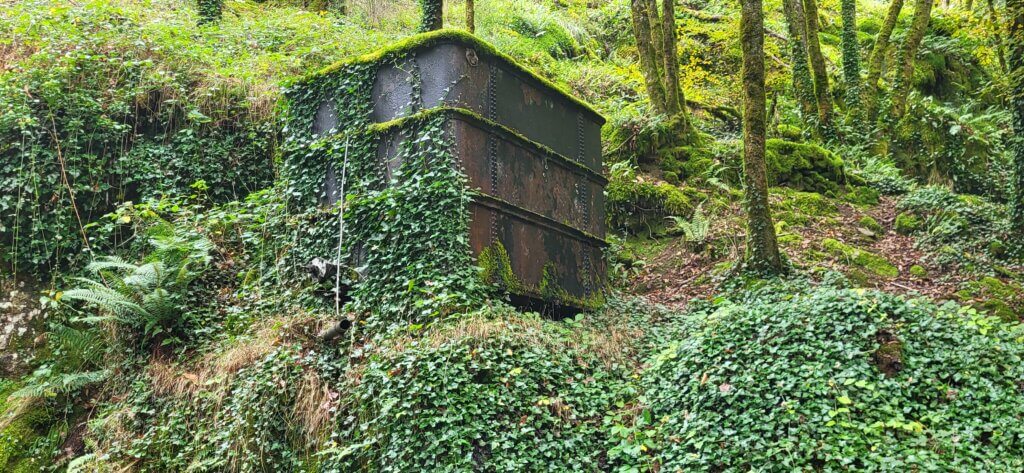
{"left": 661, "top": 0, "right": 685, "bottom": 116}
{"left": 840, "top": 0, "right": 861, "bottom": 109}
{"left": 1009, "top": 0, "right": 1024, "bottom": 237}
{"left": 740, "top": 0, "right": 785, "bottom": 274}
{"left": 466, "top": 0, "right": 475, "bottom": 33}
{"left": 891, "top": 0, "right": 933, "bottom": 117}
{"left": 420, "top": 0, "right": 444, "bottom": 32}
{"left": 988, "top": 0, "right": 1008, "bottom": 73}
{"left": 783, "top": 0, "right": 817, "bottom": 118}
{"left": 646, "top": 0, "right": 665, "bottom": 76}
{"left": 197, "top": 0, "right": 223, "bottom": 25}
{"left": 802, "top": 0, "right": 833, "bottom": 131}
{"left": 864, "top": 0, "right": 904, "bottom": 121}
{"left": 631, "top": 0, "right": 669, "bottom": 114}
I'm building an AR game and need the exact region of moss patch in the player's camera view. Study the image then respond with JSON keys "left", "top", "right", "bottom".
{"left": 607, "top": 176, "right": 698, "bottom": 234}
{"left": 299, "top": 29, "right": 603, "bottom": 122}
{"left": 821, "top": 238, "right": 899, "bottom": 278}
{"left": 858, "top": 216, "right": 884, "bottom": 235}
{"left": 909, "top": 265, "right": 928, "bottom": 278}
{"left": 894, "top": 213, "right": 922, "bottom": 235}
{"left": 774, "top": 124, "right": 804, "bottom": 142}
{"left": 955, "top": 277, "right": 1022, "bottom": 323}
{"left": 0, "top": 383, "right": 47, "bottom": 469}
{"left": 762, "top": 139, "right": 847, "bottom": 193}
{"left": 773, "top": 189, "right": 837, "bottom": 228}
{"left": 844, "top": 186, "right": 880, "bottom": 206}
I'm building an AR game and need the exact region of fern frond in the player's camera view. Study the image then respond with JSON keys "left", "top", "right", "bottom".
{"left": 125, "top": 262, "right": 165, "bottom": 291}
{"left": 10, "top": 370, "right": 108, "bottom": 399}
{"left": 668, "top": 202, "right": 711, "bottom": 245}
{"left": 142, "top": 288, "right": 177, "bottom": 326}
{"left": 62, "top": 286, "right": 149, "bottom": 320}
{"left": 85, "top": 256, "right": 137, "bottom": 275}
{"left": 56, "top": 370, "right": 109, "bottom": 392}
{"left": 50, "top": 325, "right": 105, "bottom": 370}
{"left": 67, "top": 453, "right": 98, "bottom": 473}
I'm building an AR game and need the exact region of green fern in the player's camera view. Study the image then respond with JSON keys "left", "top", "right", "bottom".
{"left": 60, "top": 230, "right": 213, "bottom": 349}
{"left": 667, "top": 202, "right": 711, "bottom": 248}
{"left": 9, "top": 370, "right": 109, "bottom": 399}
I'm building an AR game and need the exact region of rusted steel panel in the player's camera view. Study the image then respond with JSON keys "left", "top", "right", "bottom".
{"left": 317, "top": 37, "right": 607, "bottom": 310}
{"left": 448, "top": 113, "right": 606, "bottom": 237}
{"left": 469, "top": 199, "right": 606, "bottom": 303}
{"left": 369, "top": 41, "right": 604, "bottom": 172}
{"left": 374, "top": 108, "right": 606, "bottom": 309}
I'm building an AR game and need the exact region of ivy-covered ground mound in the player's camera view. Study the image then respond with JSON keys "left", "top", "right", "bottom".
{"left": 644, "top": 283, "right": 1024, "bottom": 471}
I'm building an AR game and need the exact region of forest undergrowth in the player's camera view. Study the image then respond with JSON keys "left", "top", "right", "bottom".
{"left": 1, "top": 0, "right": 1023, "bottom": 471}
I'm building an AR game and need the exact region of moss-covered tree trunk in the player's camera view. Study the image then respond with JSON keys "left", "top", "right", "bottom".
{"left": 646, "top": 0, "right": 665, "bottom": 74}
{"left": 988, "top": 0, "right": 1009, "bottom": 73}
{"left": 783, "top": 0, "right": 817, "bottom": 118}
{"left": 840, "top": 0, "right": 861, "bottom": 110}
{"left": 466, "top": 0, "right": 475, "bottom": 33}
{"left": 864, "top": 0, "right": 904, "bottom": 121}
{"left": 197, "top": 0, "right": 223, "bottom": 25}
{"left": 661, "top": 0, "right": 684, "bottom": 116}
{"left": 420, "top": 0, "right": 444, "bottom": 32}
{"left": 1009, "top": 0, "right": 1024, "bottom": 237}
{"left": 803, "top": 0, "right": 834, "bottom": 132}
{"left": 631, "top": 0, "right": 669, "bottom": 114}
{"left": 741, "top": 0, "right": 785, "bottom": 274}
{"left": 891, "top": 0, "right": 933, "bottom": 117}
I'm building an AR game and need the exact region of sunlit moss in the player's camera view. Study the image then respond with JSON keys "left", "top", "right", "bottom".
{"left": 821, "top": 238, "right": 899, "bottom": 278}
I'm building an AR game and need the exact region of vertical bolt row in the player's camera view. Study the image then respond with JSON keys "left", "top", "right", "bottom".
{"left": 487, "top": 64, "right": 499, "bottom": 246}
{"left": 576, "top": 113, "right": 593, "bottom": 294}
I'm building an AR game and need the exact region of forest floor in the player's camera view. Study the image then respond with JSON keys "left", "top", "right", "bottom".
{"left": 627, "top": 192, "right": 1020, "bottom": 315}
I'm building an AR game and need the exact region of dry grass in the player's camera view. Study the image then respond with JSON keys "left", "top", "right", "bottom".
{"left": 291, "top": 370, "right": 337, "bottom": 448}
{"left": 145, "top": 312, "right": 326, "bottom": 401}
{"left": 383, "top": 306, "right": 639, "bottom": 369}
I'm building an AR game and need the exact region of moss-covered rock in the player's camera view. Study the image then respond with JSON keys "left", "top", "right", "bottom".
{"left": 776, "top": 189, "right": 836, "bottom": 215}
{"left": 772, "top": 189, "right": 836, "bottom": 229}
{"left": 844, "top": 186, "right": 880, "bottom": 206}
{"left": 894, "top": 213, "right": 923, "bottom": 235}
{"left": 955, "top": 277, "right": 1022, "bottom": 323}
{"left": 660, "top": 143, "right": 732, "bottom": 183}
{"left": 0, "top": 383, "right": 47, "bottom": 470}
{"left": 774, "top": 124, "right": 804, "bottom": 142}
{"left": 909, "top": 265, "right": 928, "bottom": 278}
{"left": 761, "top": 139, "right": 847, "bottom": 193}
{"left": 821, "top": 238, "right": 899, "bottom": 278}
{"left": 858, "top": 216, "right": 884, "bottom": 235}
{"left": 606, "top": 171, "right": 698, "bottom": 234}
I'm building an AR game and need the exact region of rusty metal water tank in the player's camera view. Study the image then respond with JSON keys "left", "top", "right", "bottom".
{"left": 310, "top": 31, "right": 607, "bottom": 311}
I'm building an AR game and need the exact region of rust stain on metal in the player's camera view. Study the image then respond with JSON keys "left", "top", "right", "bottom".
{"left": 331, "top": 39, "right": 607, "bottom": 310}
